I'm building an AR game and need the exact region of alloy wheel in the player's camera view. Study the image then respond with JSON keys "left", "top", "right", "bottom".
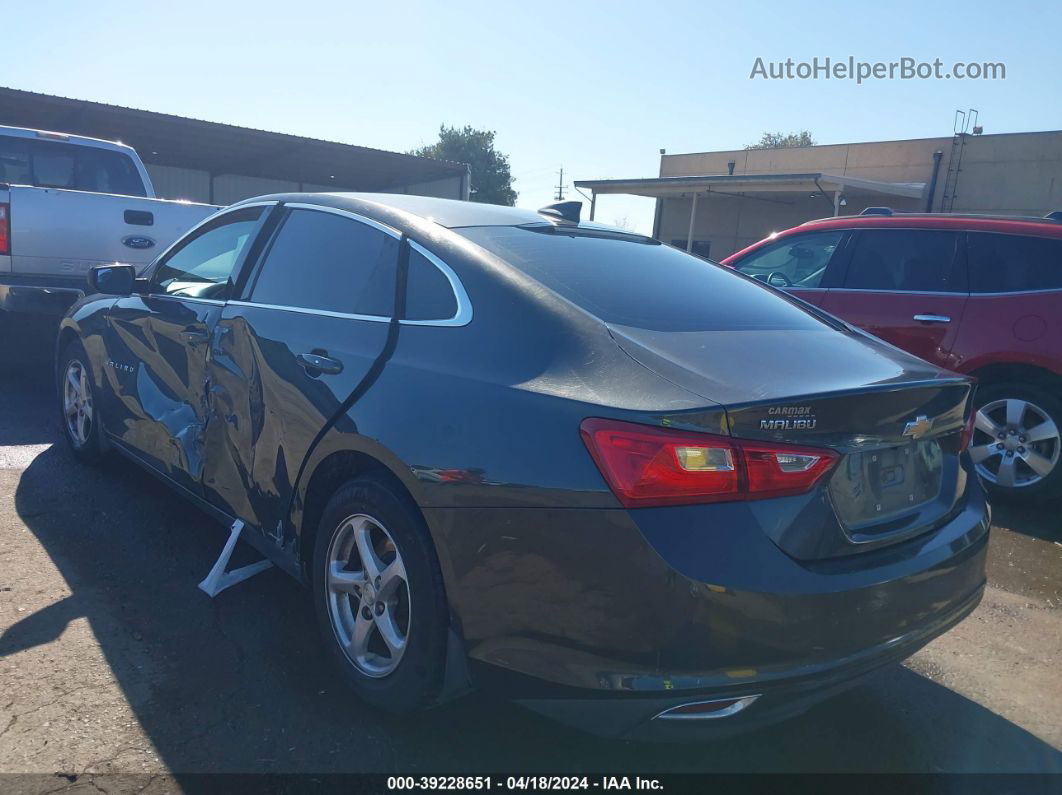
{"left": 325, "top": 514, "right": 411, "bottom": 678}
{"left": 970, "top": 398, "right": 1060, "bottom": 488}
{"left": 63, "top": 359, "right": 94, "bottom": 447}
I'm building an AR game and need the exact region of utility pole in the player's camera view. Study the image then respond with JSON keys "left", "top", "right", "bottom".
{"left": 554, "top": 167, "right": 566, "bottom": 201}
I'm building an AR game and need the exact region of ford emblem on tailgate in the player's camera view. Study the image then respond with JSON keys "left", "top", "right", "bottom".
{"left": 122, "top": 235, "right": 156, "bottom": 250}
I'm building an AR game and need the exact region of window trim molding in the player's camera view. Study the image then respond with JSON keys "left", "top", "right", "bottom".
{"left": 226, "top": 300, "right": 391, "bottom": 324}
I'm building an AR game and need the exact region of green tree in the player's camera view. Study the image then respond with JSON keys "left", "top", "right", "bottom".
{"left": 411, "top": 125, "right": 517, "bottom": 205}
{"left": 745, "top": 130, "right": 816, "bottom": 150}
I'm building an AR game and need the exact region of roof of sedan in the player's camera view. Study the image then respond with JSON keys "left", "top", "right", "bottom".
{"left": 238, "top": 192, "right": 550, "bottom": 229}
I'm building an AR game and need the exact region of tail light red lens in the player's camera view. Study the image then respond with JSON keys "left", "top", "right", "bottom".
{"left": 580, "top": 418, "right": 839, "bottom": 508}
{"left": 0, "top": 203, "right": 9, "bottom": 256}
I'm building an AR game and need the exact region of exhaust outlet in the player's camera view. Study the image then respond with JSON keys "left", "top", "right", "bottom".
{"left": 653, "top": 695, "right": 760, "bottom": 721}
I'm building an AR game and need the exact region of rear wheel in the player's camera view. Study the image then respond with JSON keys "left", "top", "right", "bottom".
{"left": 970, "top": 382, "right": 1061, "bottom": 502}
{"left": 57, "top": 340, "right": 106, "bottom": 463}
{"left": 311, "top": 475, "right": 448, "bottom": 712}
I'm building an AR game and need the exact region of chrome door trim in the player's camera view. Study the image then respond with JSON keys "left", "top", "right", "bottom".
{"left": 283, "top": 202, "right": 403, "bottom": 239}
{"left": 227, "top": 300, "right": 391, "bottom": 324}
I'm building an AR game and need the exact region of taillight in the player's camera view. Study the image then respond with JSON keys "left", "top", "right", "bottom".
{"left": 580, "top": 418, "right": 838, "bottom": 508}
{"left": 0, "top": 203, "right": 9, "bottom": 256}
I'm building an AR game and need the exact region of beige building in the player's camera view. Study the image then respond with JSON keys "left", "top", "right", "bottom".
{"left": 576, "top": 130, "right": 1062, "bottom": 260}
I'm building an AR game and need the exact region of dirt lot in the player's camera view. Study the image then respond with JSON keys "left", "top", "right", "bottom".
{"left": 0, "top": 324, "right": 1059, "bottom": 777}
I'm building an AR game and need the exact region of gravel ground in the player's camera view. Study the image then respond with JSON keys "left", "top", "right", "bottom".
{"left": 0, "top": 324, "right": 1059, "bottom": 780}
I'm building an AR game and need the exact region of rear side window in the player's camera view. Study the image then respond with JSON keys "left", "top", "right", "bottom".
{"left": 843, "top": 229, "right": 961, "bottom": 292}
{"left": 404, "top": 245, "right": 458, "bottom": 321}
{"left": 967, "top": 233, "right": 1062, "bottom": 292}
{"left": 457, "top": 225, "right": 826, "bottom": 332}
{"left": 0, "top": 137, "right": 146, "bottom": 196}
{"left": 733, "top": 231, "right": 844, "bottom": 288}
{"left": 250, "top": 208, "right": 399, "bottom": 317}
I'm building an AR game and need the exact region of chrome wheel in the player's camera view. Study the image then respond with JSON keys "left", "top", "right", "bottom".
{"left": 63, "top": 359, "right": 94, "bottom": 447}
{"left": 325, "top": 514, "right": 411, "bottom": 678}
{"left": 970, "top": 398, "right": 1060, "bottom": 488}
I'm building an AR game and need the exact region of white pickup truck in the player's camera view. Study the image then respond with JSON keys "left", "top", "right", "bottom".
{"left": 0, "top": 124, "right": 218, "bottom": 317}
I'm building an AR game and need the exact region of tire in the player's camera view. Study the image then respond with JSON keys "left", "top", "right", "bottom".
{"left": 57, "top": 339, "right": 107, "bottom": 464}
{"left": 312, "top": 474, "right": 448, "bottom": 713}
{"left": 970, "top": 381, "right": 1062, "bottom": 503}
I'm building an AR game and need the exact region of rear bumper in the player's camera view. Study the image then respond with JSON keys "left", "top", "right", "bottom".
{"left": 512, "top": 581, "right": 984, "bottom": 741}
{"left": 425, "top": 481, "right": 990, "bottom": 739}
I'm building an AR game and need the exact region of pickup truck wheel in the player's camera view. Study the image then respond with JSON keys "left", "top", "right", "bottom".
{"left": 312, "top": 475, "right": 447, "bottom": 713}
{"left": 58, "top": 340, "right": 106, "bottom": 463}
{"left": 971, "top": 382, "right": 1062, "bottom": 503}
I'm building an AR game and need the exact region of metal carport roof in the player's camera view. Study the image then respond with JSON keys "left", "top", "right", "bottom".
{"left": 574, "top": 172, "right": 927, "bottom": 251}
{"left": 0, "top": 86, "right": 467, "bottom": 192}
{"left": 574, "top": 172, "right": 926, "bottom": 201}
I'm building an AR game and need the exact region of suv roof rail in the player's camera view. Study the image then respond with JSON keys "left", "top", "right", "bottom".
{"left": 860, "top": 207, "right": 894, "bottom": 216}
{"left": 1045, "top": 211, "right": 1062, "bottom": 222}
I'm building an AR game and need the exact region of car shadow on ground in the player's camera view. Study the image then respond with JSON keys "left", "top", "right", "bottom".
{"left": 1, "top": 357, "right": 1060, "bottom": 775}
{"left": 990, "top": 500, "right": 1061, "bottom": 544}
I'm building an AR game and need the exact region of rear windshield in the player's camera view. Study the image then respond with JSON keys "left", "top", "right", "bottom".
{"left": 0, "top": 137, "right": 146, "bottom": 197}
{"left": 457, "top": 224, "right": 828, "bottom": 332}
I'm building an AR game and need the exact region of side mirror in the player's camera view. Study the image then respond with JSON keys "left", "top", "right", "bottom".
{"left": 88, "top": 263, "right": 137, "bottom": 296}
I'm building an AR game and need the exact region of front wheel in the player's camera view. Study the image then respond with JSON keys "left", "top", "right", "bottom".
{"left": 970, "top": 382, "right": 1062, "bottom": 502}
{"left": 312, "top": 475, "right": 448, "bottom": 712}
{"left": 57, "top": 340, "right": 107, "bottom": 463}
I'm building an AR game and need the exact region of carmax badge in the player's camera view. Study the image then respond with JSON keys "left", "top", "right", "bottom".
{"left": 902, "top": 414, "right": 933, "bottom": 439}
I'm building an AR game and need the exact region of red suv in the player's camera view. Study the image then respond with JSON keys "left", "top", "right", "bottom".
{"left": 723, "top": 210, "right": 1062, "bottom": 503}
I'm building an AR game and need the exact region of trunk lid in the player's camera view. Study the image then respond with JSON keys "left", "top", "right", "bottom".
{"left": 609, "top": 323, "right": 974, "bottom": 557}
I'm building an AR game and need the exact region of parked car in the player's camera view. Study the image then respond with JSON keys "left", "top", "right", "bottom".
{"left": 0, "top": 124, "right": 217, "bottom": 318}
{"left": 57, "top": 194, "right": 988, "bottom": 741}
{"left": 723, "top": 210, "right": 1062, "bottom": 503}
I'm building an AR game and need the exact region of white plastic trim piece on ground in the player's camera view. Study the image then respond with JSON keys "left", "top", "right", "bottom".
{"left": 198, "top": 519, "right": 273, "bottom": 597}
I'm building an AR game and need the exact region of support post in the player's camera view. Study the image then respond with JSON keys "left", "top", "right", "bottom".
{"left": 589, "top": 191, "right": 597, "bottom": 221}
{"left": 198, "top": 520, "right": 273, "bottom": 598}
{"left": 686, "top": 192, "right": 699, "bottom": 252}
{"left": 833, "top": 190, "right": 841, "bottom": 217}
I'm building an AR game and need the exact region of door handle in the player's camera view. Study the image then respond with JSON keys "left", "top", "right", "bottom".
{"left": 913, "top": 314, "right": 951, "bottom": 324}
{"left": 297, "top": 352, "right": 343, "bottom": 375}
{"left": 181, "top": 328, "right": 210, "bottom": 344}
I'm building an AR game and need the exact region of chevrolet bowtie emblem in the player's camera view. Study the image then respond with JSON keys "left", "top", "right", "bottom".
{"left": 902, "top": 415, "right": 933, "bottom": 439}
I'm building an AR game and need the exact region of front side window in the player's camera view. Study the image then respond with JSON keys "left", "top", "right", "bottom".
{"left": 457, "top": 224, "right": 826, "bottom": 333}
{"left": 250, "top": 209, "right": 399, "bottom": 317}
{"left": 968, "top": 232, "right": 1062, "bottom": 292}
{"left": 153, "top": 207, "right": 263, "bottom": 299}
{"left": 843, "top": 229, "right": 961, "bottom": 292}
{"left": 733, "top": 231, "right": 844, "bottom": 288}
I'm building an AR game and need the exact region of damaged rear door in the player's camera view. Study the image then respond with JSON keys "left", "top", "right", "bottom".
{"left": 101, "top": 206, "right": 267, "bottom": 494}
{"left": 202, "top": 205, "right": 401, "bottom": 550}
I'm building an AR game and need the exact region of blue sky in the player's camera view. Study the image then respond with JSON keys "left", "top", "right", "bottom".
{"left": 5, "top": 0, "right": 1060, "bottom": 231}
